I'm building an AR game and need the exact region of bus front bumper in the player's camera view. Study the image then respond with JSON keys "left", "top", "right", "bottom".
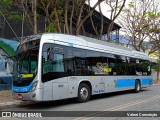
{"left": 12, "top": 89, "right": 43, "bottom": 101}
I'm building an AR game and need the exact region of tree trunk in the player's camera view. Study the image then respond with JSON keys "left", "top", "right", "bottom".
{"left": 82, "top": 24, "right": 85, "bottom": 35}
{"left": 99, "top": 3, "right": 103, "bottom": 40}
{"left": 51, "top": 0, "right": 61, "bottom": 33}
{"left": 53, "top": 7, "right": 62, "bottom": 33}
{"left": 75, "top": 0, "right": 86, "bottom": 35}
{"left": 157, "top": 64, "right": 160, "bottom": 82}
{"left": 75, "top": 0, "right": 104, "bottom": 35}
{"left": 40, "top": 0, "right": 51, "bottom": 24}
{"left": 157, "top": 71, "right": 160, "bottom": 83}
{"left": 107, "top": 21, "right": 114, "bottom": 42}
{"left": 90, "top": 15, "right": 99, "bottom": 37}
{"left": 106, "top": 0, "right": 126, "bottom": 42}
{"left": 69, "top": 0, "right": 75, "bottom": 34}
{"left": 32, "top": 0, "right": 37, "bottom": 35}
{"left": 64, "top": 0, "right": 69, "bottom": 34}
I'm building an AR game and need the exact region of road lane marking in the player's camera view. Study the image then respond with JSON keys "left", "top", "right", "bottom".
{"left": 74, "top": 94, "right": 160, "bottom": 120}
{"left": 103, "top": 94, "right": 160, "bottom": 111}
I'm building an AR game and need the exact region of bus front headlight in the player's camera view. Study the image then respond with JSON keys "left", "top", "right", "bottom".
{"left": 30, "top": 81, "right": 38, "bottom": 92}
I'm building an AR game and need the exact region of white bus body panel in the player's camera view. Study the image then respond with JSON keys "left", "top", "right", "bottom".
{"left": 43, "top": 77, "right": 69, "bottom": 101}
{"left": 105, "top": 76, "right": 118, "bottom": 93}
{"left": 68, "top": 76, "right": 85, "bottom": 98}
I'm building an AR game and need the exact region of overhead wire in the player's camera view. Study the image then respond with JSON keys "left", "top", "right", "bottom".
{"left": 0, "top": 10, "right": 20, "bottom": 41}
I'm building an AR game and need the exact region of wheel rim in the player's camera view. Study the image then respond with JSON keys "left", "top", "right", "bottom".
{"left": 137, "top": 83, "right": 140, "bottom": 91}
{"left": 80, "top": 87, "right": 88, "bottom": 99}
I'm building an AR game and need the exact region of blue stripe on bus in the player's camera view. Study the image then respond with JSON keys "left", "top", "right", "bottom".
{"left": 116, "top": 79, "right": 135, "bottom": 88}
{"left": 129, "top": 79, "right": 135, "bottom": 86}
{"left": 12, "top": 82, "right": 33, "bottom": 93}
{"left": 116, "top": 78, "right": 152, "bottom": 88}
{"left": 141, "top": 78, "right": 153, "bottom": 85}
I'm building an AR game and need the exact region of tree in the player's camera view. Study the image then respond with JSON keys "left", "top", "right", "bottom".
{"left": 64, "top": 0, "right": 69, "bottom": 34}
{"left": 62, "top": 0, "right": 105, "bottom": 35}
{"left": 2, "top": 0, "right": 123, "bottom": 39}
{"left": 119, "top": 0, "right": 160, "bottom": 54}
{"left": 32, "top": 0, "right": 37, "bottom": 35}
{"left": 13, "top": 0, "right": 38, "bottom": 35}
{"left": 49, "top": 0, "right": 105, "bottom": 35}
{"left": 51, "top": 0, "right": 63, "bottom": 33}
{"left": 38, "top": 0, "right": 59, "bottom": 32}
{"left": 88, "top": 1, "right": 104, "bottom": 39}
{"left": 153, "top": 57, "right": 160, "bottom": 83}
{"left": 105, "top": 0, "right": 126, "bottom": 42}
{"left": 146, "top": 0, "right": 160, "bottom": 55}
{"left": 75, "top": 0, "right": 105, "bottom": 35}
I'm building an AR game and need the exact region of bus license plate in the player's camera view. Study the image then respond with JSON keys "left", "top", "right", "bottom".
{"left": 18, "top": 94, "right": 23, "bottom": 100}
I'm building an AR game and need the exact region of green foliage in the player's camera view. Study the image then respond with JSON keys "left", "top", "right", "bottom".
{"left": 50, "top": 10, "right": 64, "bottom": 21}
{"left": 8, "top": 13, "right": 23, "bottom": 20}
{"left": 152, "top": 59, "right": 160, "bottom": 72}
{"left": 157, "top": 12, "right": 160, "bottom": 17}
{"left": 0, "top": 0, "right": 22, "bottom": 21}
{"left": 147, "top": 12, "right": 156, "bottom": 18}
{"left": 0, "top": 0, "right": 12, "bottom": 6}
{"left": 151, "top": 53, "right": 160, "bottom": 72}
{"left": 128, "top": 2, "right": 134, "bottom": 8}
{"left": 0, "top": 41, "right": 15, "bottom": 56}
{"left": 45, "top": 23, "right": 57, "bottom": 32}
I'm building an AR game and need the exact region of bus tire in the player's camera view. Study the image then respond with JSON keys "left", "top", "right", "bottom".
{"left": 134, "top": 80, "right": 141, "bottom": 93}
{"left": 77, "top": 83, "right": 91, "bottom": 103}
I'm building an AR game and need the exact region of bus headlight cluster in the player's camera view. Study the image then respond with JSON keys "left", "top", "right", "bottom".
{"left": 30, "top": 81, "right": 38, "bottom": 92}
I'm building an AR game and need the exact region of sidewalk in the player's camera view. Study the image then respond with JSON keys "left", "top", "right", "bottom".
{"left": 0, "top": 90, "right": 21, "bottom": 109}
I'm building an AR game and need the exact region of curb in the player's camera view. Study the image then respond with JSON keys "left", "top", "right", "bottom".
{"left": 0, "top": 101, "right": 21, "bottom": 109}
{"left": 0, "top": 101, "right": 36, "bottom": 110}
{"left": 0, "top": 101, "right": 33, "bottom": 110}
{"left": 153, "top": 83, "right": 160, "bottom": 86}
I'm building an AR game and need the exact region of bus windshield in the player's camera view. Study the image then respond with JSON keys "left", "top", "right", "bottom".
{"left": 13, "top": 40, "right": 39, "bottom": 86}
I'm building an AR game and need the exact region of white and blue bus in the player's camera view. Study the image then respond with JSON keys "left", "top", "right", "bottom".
{"left": 12, "top": 33, "right": 153, "bottom": 102}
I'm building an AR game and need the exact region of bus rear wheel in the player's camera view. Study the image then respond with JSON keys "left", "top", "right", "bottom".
{"left": 134, "top": 80, "right": 141, "bottom": 93}
{"left": 77, "top": 83, "right": 91, "bottom": 103}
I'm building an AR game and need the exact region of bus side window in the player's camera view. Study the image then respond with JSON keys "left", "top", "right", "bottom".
{"left": 115, "top": 55, "right": 127, "bottom": 75}
{"left": 135, "top": 59, "right": 143, "bottom": 75}
{"left": 108, "top": 57, "right": 116, "bottom": 75}
{"left": 126, "top": 57, "right": 136, "bottom": 75}
{"left": 52, "top": 53, "right": 64, "bottom": 72}
{"left": 138, "top": 60, "right": 151, "bottom": 76}
{"left": 42, "top": 51, "right": 52, "bottom": 74}
{"left": 86, "top": 51, "right": 98, "bottom": 75}
{"left": 72, "top": 49, "right": 86, "bottom": 75}
{"left": 64, "top": 54, "right": 75, "bottom": 75}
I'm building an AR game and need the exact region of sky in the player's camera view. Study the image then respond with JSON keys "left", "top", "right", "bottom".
{"left": 88, "top": 0, "right": 131, "bottom": 18}
{"left": 88, "top": 0, "right": 132, "bottom": 36}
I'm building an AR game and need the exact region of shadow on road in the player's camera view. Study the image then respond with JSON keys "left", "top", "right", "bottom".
{"left": 17, "top": 89, "right": 149, "bottom": 110}
{"left": 90, "top": 89, "right": 148, "bottom": 101}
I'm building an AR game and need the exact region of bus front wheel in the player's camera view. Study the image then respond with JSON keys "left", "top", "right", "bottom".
{"left": 134, "top": 80, "right": 141, "bottom": 93}
{"left": 77, "top": 83, "right": 91, "bottom": 103}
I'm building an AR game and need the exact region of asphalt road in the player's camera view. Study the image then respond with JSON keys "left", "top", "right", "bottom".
{"left": 1, "top": 85, "right": 160, "bottom": 120}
